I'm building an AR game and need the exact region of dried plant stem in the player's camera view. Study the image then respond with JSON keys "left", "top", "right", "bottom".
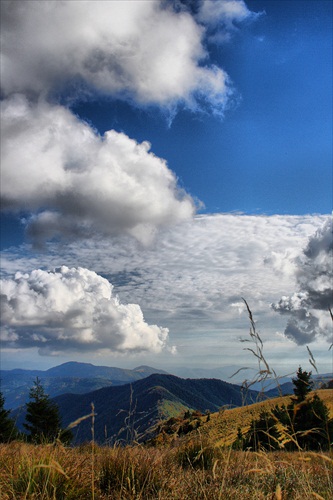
{"left": 91, "top": 402, "right": 95, "bottom": 500}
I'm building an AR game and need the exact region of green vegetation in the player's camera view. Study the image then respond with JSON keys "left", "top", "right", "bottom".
{"left": 1, "top": 382, "right": 332, "bottom": 498}
{"left": 240, "top": 367, "right": 333, "bottom": 452}
{"left": 24, "top": 378, "right": 72, "bottom": 445}
{"left": 0, "top": 392, "right": 18, "bottom": 442}
{"left": 292, "top": 366, "right": 313, "bottom": 403}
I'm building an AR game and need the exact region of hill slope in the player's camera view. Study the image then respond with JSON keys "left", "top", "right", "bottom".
{"left": 13, "top": 373, "right": 259, "bottom": 444}
{"left": 186, "top": 389, "right": 333, "bottom": 448}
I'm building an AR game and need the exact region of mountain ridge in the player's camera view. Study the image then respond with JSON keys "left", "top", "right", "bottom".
{"left": 45, "top": 373, "right": 260, "bottom": 444}
{"left": 0, "top": 362, "right": 168, "bottom": 409}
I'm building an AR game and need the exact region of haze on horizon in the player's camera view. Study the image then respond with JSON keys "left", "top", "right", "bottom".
{"left": 0, "top": 0, "right": 332, "bottom": 376}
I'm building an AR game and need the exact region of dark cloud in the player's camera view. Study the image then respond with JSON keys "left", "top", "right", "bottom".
{"left": 272, "top": 219, "right": 333, "bottom": 345}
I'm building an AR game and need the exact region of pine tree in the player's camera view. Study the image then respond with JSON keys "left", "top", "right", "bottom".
{"left": 0, "top": 392, "right": 18, "bottom": 442}
{"left": 292, "top": 366, "right": 313, "bottom": 403}
{"left": 24, "top": 378, "right": 72, "bottom": 444}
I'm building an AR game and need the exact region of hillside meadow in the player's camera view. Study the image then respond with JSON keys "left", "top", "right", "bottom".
{"left": 199, "top": 389, "right": 333, "bottom": 448}
{"left": 1, "top": 390, "right": 332, "bottom": 499}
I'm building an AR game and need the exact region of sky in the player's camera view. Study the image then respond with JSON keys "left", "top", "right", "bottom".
{"left": 0, "top": 0, "right": 332, "bottom": 380}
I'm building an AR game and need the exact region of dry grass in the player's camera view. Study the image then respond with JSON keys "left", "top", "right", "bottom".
{"left": 201, "top": 389, "right": 333, "bottom": 447}
{"left": 0, "top": 440, "right": 332, "bottom": 499}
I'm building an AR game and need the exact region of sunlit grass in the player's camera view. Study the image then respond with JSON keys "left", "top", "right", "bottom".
{"left": 0, "top": 440, "right": 332, "bottom": 499}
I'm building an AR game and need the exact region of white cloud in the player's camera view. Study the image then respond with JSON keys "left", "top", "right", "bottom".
{"left": 2, "top": 214, "right": 330, "bottom": 338}
{"left": 0, "top": 0, "right": 248, "bottom": 111}
{"left": 1, "top": 95, "right": 194, "bottom": 244}
{"left": 1, "top": 214, "right": 331, "bottom": 370}
{"left": 0, "top": 266, "right": 169, "bottom": 355}
{"left": 198, "top": 0, "right": 253, "bottom": 26}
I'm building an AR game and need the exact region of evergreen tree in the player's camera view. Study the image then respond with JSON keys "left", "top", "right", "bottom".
{"left": 0, "top": 392, "right": 18, "bottom": 442}
{"left": 292, "top": 366, "right": 313, "bottom": 403}
{"left": 24, "top": 378, "right": 72, "bottom": 444}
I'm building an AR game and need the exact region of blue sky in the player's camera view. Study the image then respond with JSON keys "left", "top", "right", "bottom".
{"left": 0, "top": 1, "right": 332, "bottom": 377}
{"left": 71, "top": 0, "right": 332, "bottom": 216}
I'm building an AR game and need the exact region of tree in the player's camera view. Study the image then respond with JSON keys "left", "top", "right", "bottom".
{"left": 243, "top": 366, "right": 333, "bottom": 451}
{"left": 292, "top": 366, "right": 313, "bottom": 403}
{"left": 24, "top": 378, "right": 72, "bottom": 444}
{"left": 0, "top": 392, "right": 18, "bottom": 442}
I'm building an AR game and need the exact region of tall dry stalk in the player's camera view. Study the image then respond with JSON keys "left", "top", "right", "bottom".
{"left": 91, "top": 402, "right": 96, "bottom": 500}
{"left": 233, "top": 298, "right": 284, "bottom": 402}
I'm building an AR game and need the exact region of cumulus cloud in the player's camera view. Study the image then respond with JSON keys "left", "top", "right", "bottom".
{"left": 0, "top": 266, "right": 169, "bottom": 355}
{"left": 1, "top": 1, "right": 254, "bottom": 243}
{"left": 272, "top": 219, "right": 333, "bottom": 345}
{"left": 0, "top": 0, "right": 250, "bottom": 110}
{"left": 1, "top": 94, "right": 194, "bottom": 245}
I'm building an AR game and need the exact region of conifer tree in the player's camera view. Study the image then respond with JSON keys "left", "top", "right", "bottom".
{"left": 292, "top": 366, "right": 313, "bottom": 403}
{"left": 24, "top": 378, "right": 72, "bottom": 444}
{"left": 0, "top": 392, "right": 18, "bottom": 442}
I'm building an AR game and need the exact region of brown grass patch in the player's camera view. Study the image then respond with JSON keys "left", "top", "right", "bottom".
{"left": 0, "top": 440, "right": 332, "bottom": 499}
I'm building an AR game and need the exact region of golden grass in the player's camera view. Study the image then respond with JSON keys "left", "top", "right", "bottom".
{"left": 200, "top": 389, "right": 333, "bottom": 447}
{"left": 0, "top": 439, "right": 332, "bottom": 499}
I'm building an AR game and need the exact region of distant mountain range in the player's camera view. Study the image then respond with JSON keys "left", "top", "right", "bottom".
{"left": 0, "top": 362, "right": 167, "bottom": 409}
{"left": 2, "top": 361, "right": 331, "bottom": 411}
{"left": 6, "top": 361, "right": 332, "bottom": 446}
{"left": 13, "top": 373, "right": 260, "bottom": 445}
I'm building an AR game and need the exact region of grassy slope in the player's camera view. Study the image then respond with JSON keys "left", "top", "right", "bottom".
{"left": 197, "top": 389, "right": 333, "bottom": 447}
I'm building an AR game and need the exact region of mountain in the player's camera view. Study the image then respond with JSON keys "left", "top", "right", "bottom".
{"left": 44, "top": 362, "right": 164, "bottom": 379}
{"left": 12, "top": 373, "right": 259, "bottom": 445}
{"left": 0, "top": 362, "right": 167, "bottom": 409}
{"left": 264, "top": 373, "right": 333, "bottom": 398}
{"left": 170, "top": 365, "right": 257, "bottom": 383}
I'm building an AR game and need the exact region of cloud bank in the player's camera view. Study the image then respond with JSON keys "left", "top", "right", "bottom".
{"left": 0, "top": 266, "right": 169, "bottom": 355}
{"left": 272, "top": 219, "right": 333, "bottom": 345}
{"left": 1, "top": 215, "right": 331, "bottom": 369}
{"left": 2, "top": 214, "right": 330, "bottom": 340}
